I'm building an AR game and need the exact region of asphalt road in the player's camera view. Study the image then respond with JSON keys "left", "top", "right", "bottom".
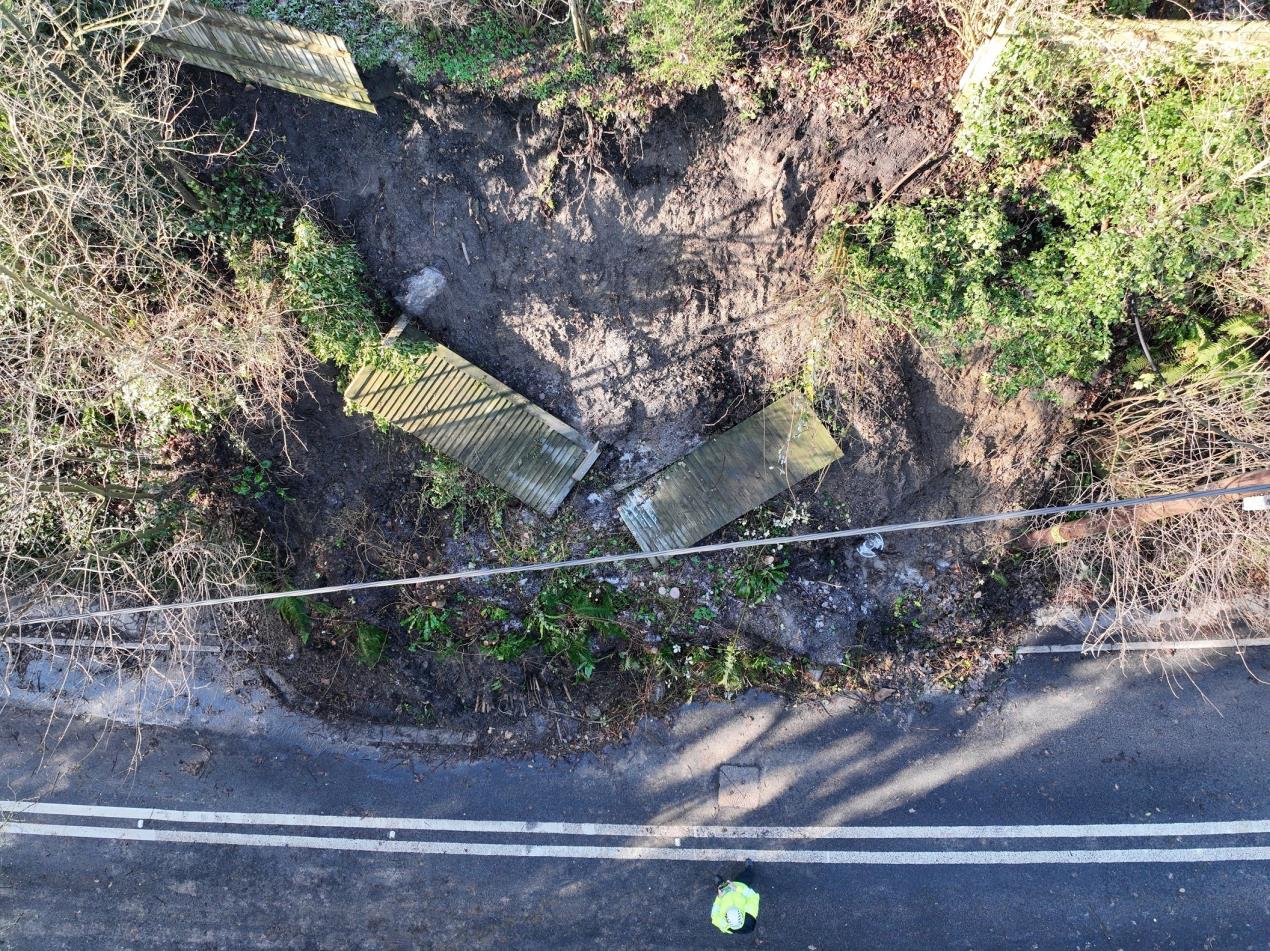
{"left": 3, "top": 647, "right": 1270, "bottom": 950}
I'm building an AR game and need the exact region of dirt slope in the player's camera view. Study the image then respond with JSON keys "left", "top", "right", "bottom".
{"left": 192, "top": 57, "right": 1072, "bottom": 746}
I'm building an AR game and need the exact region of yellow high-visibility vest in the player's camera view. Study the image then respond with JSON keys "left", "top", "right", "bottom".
{"left": 710, "top": 881, "right": 760, "bottom": 933}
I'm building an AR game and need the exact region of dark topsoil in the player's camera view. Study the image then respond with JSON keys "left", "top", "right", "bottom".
{"left": 195, "top": 32, "right": 1076, "bottom": 755}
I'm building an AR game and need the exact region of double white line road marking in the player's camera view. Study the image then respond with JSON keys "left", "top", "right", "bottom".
{"left": 5, "top": 801, "right": 1270, "bottom": 865}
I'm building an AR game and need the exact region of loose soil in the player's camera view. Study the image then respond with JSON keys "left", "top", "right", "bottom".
{"left": 193, "top": 30, "right": 1076, "bottom": 754}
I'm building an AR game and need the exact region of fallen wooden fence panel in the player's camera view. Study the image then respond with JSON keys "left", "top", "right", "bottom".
{"left": 344, "top": 334, "right": 600, "bottom": 517}
{"left": 960, "top": 16, "right": 1270, "bottom": 92}
{"left": 618, "top": 393, "right": 843, "bottom": 561}
{"left": 147, "top": 0, "right": 376, "bottom": 112}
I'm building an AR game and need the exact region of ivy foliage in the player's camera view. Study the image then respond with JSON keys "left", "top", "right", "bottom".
{"left": 283, "top": 215, "right": 437, "bottom": 380}
{"left": 827, "top": 44, "right": 1270, "bottom": 397}
{"left": 195, "top": 158, "right": 436, "bottom": 383}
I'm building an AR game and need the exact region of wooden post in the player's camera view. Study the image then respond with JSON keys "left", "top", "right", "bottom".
{"left": 1015, "top": 469, "right": 1270, "bottom": 550}
{"left": 569, "top": 0, "right": 593, "bottom": 56}
{"left": 959, "top": 16, "right": 1270, "bottom": 93}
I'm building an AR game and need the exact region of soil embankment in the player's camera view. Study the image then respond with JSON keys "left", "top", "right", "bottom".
{"left": 194, "top": 59, "right": 1071, "bottom": 751}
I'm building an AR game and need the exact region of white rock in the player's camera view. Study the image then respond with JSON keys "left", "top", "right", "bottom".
{"left": 396, "top": 267, "right": 446, "bottom": 318}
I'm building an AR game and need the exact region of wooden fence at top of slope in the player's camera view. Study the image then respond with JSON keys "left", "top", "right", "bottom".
{"left": 960, "top": 16, "right": 1270, "bottom": 92}
{"left": 146, "top": 0, "right": 376, "bottom": 112}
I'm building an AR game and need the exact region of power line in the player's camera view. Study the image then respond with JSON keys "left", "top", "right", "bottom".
{"left": 5, "top": 482, "right": 1269, "bottom": 629}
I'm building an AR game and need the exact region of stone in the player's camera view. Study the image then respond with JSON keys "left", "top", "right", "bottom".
{"left": 395, "top": 267, "right": 446, "bottom": 318}
{"left": 324, "top": 481, "right": 347, "bottom": 510}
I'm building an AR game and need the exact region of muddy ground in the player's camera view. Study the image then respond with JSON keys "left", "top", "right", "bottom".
{"left": 190, "top": 30, "right": 1078, "bottom": 753}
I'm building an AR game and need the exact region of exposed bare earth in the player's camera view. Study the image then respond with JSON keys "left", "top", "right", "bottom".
{"left": 189, "top": 44, "right": 1075, "bottom": 750}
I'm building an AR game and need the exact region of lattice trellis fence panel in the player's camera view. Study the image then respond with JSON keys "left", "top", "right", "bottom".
{"left": 148, "top": 0, "right": 375, "bottom": 112}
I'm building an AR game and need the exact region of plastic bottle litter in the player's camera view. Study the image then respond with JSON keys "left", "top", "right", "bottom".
{"left": 857, "top": 533, "right": 884, "bottom": 559}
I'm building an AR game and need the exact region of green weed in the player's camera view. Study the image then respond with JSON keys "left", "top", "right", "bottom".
{"left": 232, "top": 460, "right": 290, "bottom": 501}
{"left": 275, "top": 595, "right": 312, "bottom": 644}
{"left": 732, "top": 556, "right": 789, "bottom": 604}
{"left": 480, "top": 628, "right": 535, "bottom": 662}
{"left": 403, "top": 605, "right": 452, "bottom": 651}
{"left": 247, "top": 0, "right": 417, "bottom": 69}
{"left": 887, "top": 592, "right": 923, "bottom": 636}
{"left": 1130, "top": 317, "right": 1264, "bottom": 388}
{"left": 709, "top": 639, "right": 745, "bottom": 692}
{"left": 627, "top": 0, "right": 750, "bottom": 91}
{"left": 417, "top": 455, "right": 508, "bottom": 536}
{"left": 353, "top": 621, "right": 389, "bottom": 666}
{"left": 527, "top": 571, "right": 622, "bottom": 680}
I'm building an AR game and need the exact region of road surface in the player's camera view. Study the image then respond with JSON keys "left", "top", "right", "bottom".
{"left": 2, "top": 646, "right": 1269, "bottom": 949}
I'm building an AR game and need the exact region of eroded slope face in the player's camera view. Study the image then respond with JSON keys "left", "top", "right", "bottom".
{"left": 213, "top": 82, "right": 936, "bottom": 452}
{"left": 210, "top": 74, "right": 1068, "bottom": 661}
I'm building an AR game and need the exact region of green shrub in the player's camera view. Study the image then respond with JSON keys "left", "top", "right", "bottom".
{"left": 956, "top": 39, "right": 1196, "bottom": 167}
{"left": 410, "top": 13, "right": 532, "bottom": 88}
{"left": 835, "top": 54, "right": 1270, "bottom": 396}
{"left": 282, "top": 214, "right": 436, "bottom": 379}
{"left": 189, "top": 164, "right": 289, "bottom": 272}
{"left": 282, "top": 214, "right": 384, "bottom": 367}
{"left": 627, "top": 0, "right": 750, "bottom": 90}
{"left": 1099, "top": 0, "right": 1150, "bottom": 17}
{"left": 196, "top": 165, "right": 433, "bottom": 381}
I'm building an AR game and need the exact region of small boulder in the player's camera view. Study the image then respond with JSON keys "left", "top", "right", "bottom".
{"left": 396, "top": 267, "right": 447, "bottom": 319}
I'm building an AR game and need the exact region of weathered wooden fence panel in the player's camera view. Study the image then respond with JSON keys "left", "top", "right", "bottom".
{"left": 148, "top": 0, "right": 376, "bottom": 112}
{"left": 618, "top": 393, "right": 843, "bottom": 561}
{"left": 345, "top": 330, "right": 600, "bottom": 516}
{"left": 961, "top": 16, "right": 1270, "bottom": 92}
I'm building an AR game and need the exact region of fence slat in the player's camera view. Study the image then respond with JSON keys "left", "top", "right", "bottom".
{"left": 148, "top": 0, "right": 376, "bottom": 113}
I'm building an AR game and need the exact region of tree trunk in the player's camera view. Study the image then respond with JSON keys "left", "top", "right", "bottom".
{"left": 569, "top": 0, "right": 593, "bottom": 56}
{"left": 1015, "top": 469, "right": 1270, "bottom": 550}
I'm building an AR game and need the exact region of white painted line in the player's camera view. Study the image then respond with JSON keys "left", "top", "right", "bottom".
{"left": 6, "top": 822, "right": 1270, "bottom": 865}
{"left": 5, "top": 800, "right": 1270, "bottom": 842}
{"left": 1017, "top": 637, "right": 1270, "bottom": 656}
